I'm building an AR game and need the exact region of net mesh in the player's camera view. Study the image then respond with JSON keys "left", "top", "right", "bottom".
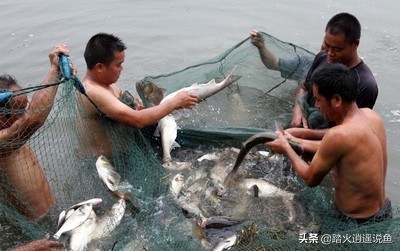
{"left": 0, "top": 32, "right": 398, "bottom": 251}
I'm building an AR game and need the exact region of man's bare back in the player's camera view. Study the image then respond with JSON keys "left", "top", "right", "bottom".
{"left": 322, "top": 108, "right": 387, "bottom": 218}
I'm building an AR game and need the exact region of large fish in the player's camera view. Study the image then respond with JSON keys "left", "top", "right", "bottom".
{"left": 91, "top": 198, "right": 127, "bottom": 240}
{"left": 95, "top": 155, "right": 121, "bottom": 192}
{"left": 242, "top": 178, "right": 296, "bottom": 223}
{"left": 53, "top": 203, "right": 93, "bottom": 239}
{"left": 160, "top": 69, "right": 241, "bottom": 104}
{"left": 135, "top": 79, "right": 165, "bottom": 107}
{"left": 224, "top": 129, "right": 303, "bottom": 187}
{"left": 154, "top": 114, "right": 179, "bottom": 163}
{"left": 57, "top": 198, "right": 102, "bottom": 231}
{"left": 95, "top": 155, "right": 141, "bottom": 209}
{"left": 139, "top": 68, "right": 241, "bottom": 165}
{"left": 69, "top": 209, "right": 97, "bottom": 251}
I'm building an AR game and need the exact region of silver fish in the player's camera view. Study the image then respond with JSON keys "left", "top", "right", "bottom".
{"left": 56, "top": 210, "right": 66, "bottom": 231}
{"left": 91, "top": 198, "right": 126, "bottom": 240}
{"left": 69, "top": 209, "right": 97, "bottom": 251}
{"left": 53, "top": 203, "right": 93, "bottom": 239}
{"left": 96, "top": 156, "right": 141, "bottom": 209}
{"left": 153, "top": 114, "right": 180, "bottom": 163}
{"left": 160, "top": 68, "right": 241, "bottom": 104}
{"left": 170, "top": 173, "right": 185, "bottom": 198}
{"left": 68, "top": 198, "right": 103, "bottom": 211}
{"left": 154, "top": 68, "right": 241, "bottom": 164}
{"left": 96, "top": 155, "right": 121, "bottom": 192}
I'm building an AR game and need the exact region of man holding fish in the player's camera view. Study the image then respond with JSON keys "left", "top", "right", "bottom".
{"left": 78, "top": 33, "right": 198, "bottom": 157}
{"left": 251, "top": 13, "right": 378, "bottom": 153}
{"left": 266, "top": 64, "right": 391, "bottom": 228}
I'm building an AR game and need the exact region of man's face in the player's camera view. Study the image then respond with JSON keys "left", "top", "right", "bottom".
{"left": 313, "top": 85, "right": 334, "bottom": 121}
{"left": 322, "top": 31, "right": 358, "bottom": 66}
{"left": 0, "top": 85, "right": 28, "bottom": 128}
{"left": 101, "top": 50, "right": 125, "bottom": 85}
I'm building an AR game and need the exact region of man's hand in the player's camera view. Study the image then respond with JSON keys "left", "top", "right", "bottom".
{"left": 49, "top": 44, "right": 69, "bottom": 67}
{"left": 250, "top": 30, "right": 265, "bottom": 49}
{"left": 291, "top": 105, "right": 308, "bottom": 128}
{"left": 265, "top": 130, "right": 291, "bottom": 154}
{"left": 171, "top": 90, "right": 198, "bottom": 110}
{"left": 9, "top": 234, "right": 64, "bottom": 251}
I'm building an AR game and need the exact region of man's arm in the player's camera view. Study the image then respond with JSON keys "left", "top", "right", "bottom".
{"left": 290, "top": 86, "right": 309, "bottom": 128}
{"left": 250, "top": 30, "right": 279, "bottom": 70}
{"left": 89, "top": 86, "right": 198, "bottom": 129}
{"left": 0, "top": 44, "right": 69, "bottom": 149}
{"left": 266, "top": 130, "right": 340, "bottom": 187}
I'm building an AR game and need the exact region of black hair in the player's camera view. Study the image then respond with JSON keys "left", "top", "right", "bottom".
{"left": 311, "top": 64, "right": 358, "bottom": 103}
{"left": 84, "top": 33, "right": 127, "bottom": 69}
{"left": 326, "top": 13, "right": 361, "bottom": 44}
{"left": 0, "top": 74, "right": 18, "bottom": 89}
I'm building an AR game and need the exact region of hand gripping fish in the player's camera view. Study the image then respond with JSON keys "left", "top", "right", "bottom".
{"left": 224, "top": 126, "right": 303, "bottom": 187}
{"left": 155, "top": 67, "right": 241, "bottom": 164}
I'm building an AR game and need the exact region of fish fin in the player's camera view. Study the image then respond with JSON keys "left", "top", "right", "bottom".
{"left": 171, "top": 141, "right": 180, "bottom": 150}
{"left": 153, "top": 123, "right": 161, "bottom": 137}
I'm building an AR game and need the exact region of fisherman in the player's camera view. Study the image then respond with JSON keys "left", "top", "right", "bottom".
{"left": 265, "top": 64, "right": 391, "bottom": 230}
{"left": 251, "top": 13, "right": 378, "bottom": 153}
{"left": 0, "top": 44, "right": 70, "bottom": 221}
{"left": 77, "top": 33, "right": 198, "bottom": 157}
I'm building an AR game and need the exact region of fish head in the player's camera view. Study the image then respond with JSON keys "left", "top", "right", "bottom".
{"left": 136, "top": 80, "right": 165, "bottom": 107}
{"left": 170, "top": 173, "right": 185, "bottom": 197}
{"left": 96, "top": 155, "right": 115, "bottom": 171}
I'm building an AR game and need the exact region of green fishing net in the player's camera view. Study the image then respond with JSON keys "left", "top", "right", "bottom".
{"left": 0, "top": 32, "right": 398, "bottom": 251}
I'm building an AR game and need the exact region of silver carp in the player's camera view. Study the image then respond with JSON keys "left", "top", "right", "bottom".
{"left": 53, "top": 203, "right": 93, "bottom": 239}
{"left": 69, "top": 209, "right": 97, "bottom": 251}
{"left": 95, "top": 155, "right": 141, "bottom": 209}
{"left": 91, "top": 198, "right": 126, "bottom": 240}
{"left": 160, "top": 68, "right": 241, "bottom": 104}
{"left": 148, "top": 68, "right": 241, "bottom": 164}
{"left": 96, "top": 155, "right": 121, "bottom": 192}
{"left": 154, "top": 114, "right": 180, "bottom": 163}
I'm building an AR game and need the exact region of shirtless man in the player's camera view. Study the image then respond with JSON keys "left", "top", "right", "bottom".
{"left": 266, "top": 64, "right": 391, "bottom": 225}
{"left": 0, "top": 44, "right": 70, "bottom": 220}
{"left": 78, "top": 33, "right": 198, "bottom": 157}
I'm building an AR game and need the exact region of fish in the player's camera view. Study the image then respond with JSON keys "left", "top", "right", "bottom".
{"left": 154, "top": 114, "right": 180, "bottom": 163}
{"left": 135, "top": 79, "right": 166, "bottom": 107}
{"left": 91, "top": 198, "right": 126, "bottom": 240}
{"left": 95, "top": 155, "right": 141, "bottom": 209}
{"left": 160, "top": 68, "right": 241, "bottom": 104}
{"left": 53, "top": 203, "right": 93, "bottom": 239}
{"left": 170, "top": 173, "right": 185, "bottom": 198}
{"left": 224, "top": 130, "right": 303, "bottom": 187}
{"left": 56, "top": 210, "right": 66, "bottom": 231}
{"left": 68, "top": 198, "right": 103, "bottom": 211}
{"left": 96, "top": 155, "right": 121, "bottom": 192}
{"left": 145, "top": 68, "right": 241, "bottom": 164}
{"left": 242, "top": 178, "right": 296, "bottom": 223}
{"left": 69, "top": 209, "right": 97, "bottom": 251}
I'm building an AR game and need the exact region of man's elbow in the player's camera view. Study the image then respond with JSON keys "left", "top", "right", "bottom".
{"left": 303, "top": 176, "right": 322, "bottom": 187}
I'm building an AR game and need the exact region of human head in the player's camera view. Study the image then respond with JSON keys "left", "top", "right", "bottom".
{"left": 84, "top": 33, "right": 127, "bottom": 70}
{"left": 323, "top": 13, "right": 361, "bottom": 65}
{"left": 0, "top": 74, "right": 28, "bottom": 127}
{"left": 312, "top": 64, "right": 358, "bottom": 103}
